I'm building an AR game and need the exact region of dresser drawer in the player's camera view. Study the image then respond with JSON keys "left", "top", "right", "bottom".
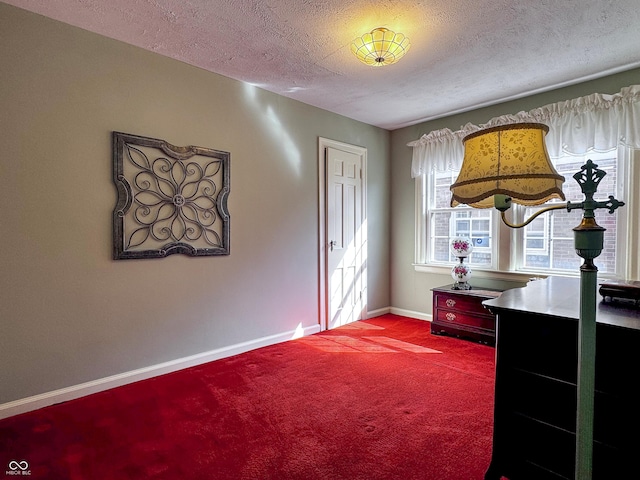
{"left": 508, "top": 370, "right": 576, "bottom": 433}
{"left": 510, "top": 414, "right": 575, "bottom": 479}
{"left": 435, "top": 292, "right": 492, "bottom": 317}
{"left": 435, "top": 309, "right": 495, "bottom": 331}
{"left": 508, "top": 413, "right": 629, "bottom": 479}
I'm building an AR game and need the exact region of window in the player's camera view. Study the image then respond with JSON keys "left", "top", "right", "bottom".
{"left": 410, "top": 85, "right": 639, "bottom": 280}
{"left": 420, "top": 169, "right": 497, "bottom": 269}
{"left": 516, "top": 151, "right": 621, "bottom": 275}
{"left": 417, "top": 148, "right": 628, "bottom": 278}
{"left": 523, "top": 213, "right": 548, "bottom": 253}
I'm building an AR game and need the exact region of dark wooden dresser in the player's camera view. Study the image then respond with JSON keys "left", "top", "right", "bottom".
{"left": 483, "top": 276, "right": 640, "bottom": 480}
{"left": 431, "top": 285, "right": 503, "bottom": 345}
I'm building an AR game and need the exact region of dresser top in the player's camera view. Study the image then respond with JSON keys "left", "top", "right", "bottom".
{"left": 483, "top": 276, "right": 640, "bottom": 330}
{"left": 432, "top": 284, "right": 503, "bottom": 299}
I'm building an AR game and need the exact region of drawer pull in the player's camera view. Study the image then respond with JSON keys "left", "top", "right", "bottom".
{"left": 446, "top": 312, "right": 456, "bottom": 322}
{"left": 446, "top": 299, "right": 456, "bottom": 308}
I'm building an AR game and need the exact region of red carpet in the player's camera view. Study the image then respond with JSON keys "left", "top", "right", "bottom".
{"left": 1, "top": 314, "right": 497, "bottom": 479}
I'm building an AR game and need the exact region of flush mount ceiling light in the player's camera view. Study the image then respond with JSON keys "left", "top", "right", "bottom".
{"left": 351, "top": 27, "right": 410, "bottom": 67}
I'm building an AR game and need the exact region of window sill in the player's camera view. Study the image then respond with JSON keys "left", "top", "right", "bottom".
{"left": 413, "top": 263, "right": 555, "bottom": 283}
{"left": 415, "top": 264, "right": 623, "bottom": 285}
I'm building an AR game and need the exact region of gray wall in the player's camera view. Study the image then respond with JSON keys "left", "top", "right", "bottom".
{"left": 390, "top": 68, "right": 640, "bottom": 316}
{"left": 2, "top": 1, "right": 637, "bottom": 407}
{"left": 0, "top": 3, "right": 390, "bottom": 404}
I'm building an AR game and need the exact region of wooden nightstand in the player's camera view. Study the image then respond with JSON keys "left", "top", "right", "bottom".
{"left": 430, "top": 285, "right": 503, "bottom": 345}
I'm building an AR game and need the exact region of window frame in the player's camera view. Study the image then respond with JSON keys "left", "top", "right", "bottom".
{"left": 522, "top": 212, "right": 550, "bottom": 254}
{"left": 415, "top": 146, "right": 632, "bottom": 281}
{"left": 417, "top": 169, "right": 500, "bottom": 271}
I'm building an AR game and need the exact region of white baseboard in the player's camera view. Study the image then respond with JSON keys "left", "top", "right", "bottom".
{"left": 366, "top": 306, "right": 431, "bottom": 322}
{"left": 389, "top": 307, "right": 432, "bottom": 321}
{"left": 365, "top": 307, "right": 391, "bottom": 318}
{"left": 0, "top": 309, "right": 432, "bottom": 420}
{"left": 0, "top": 323, "right": 321, "bottom": 420}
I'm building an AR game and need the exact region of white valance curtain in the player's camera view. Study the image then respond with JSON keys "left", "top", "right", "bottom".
{"left": 409, "top": 85, "right": 640, "bottom": 178}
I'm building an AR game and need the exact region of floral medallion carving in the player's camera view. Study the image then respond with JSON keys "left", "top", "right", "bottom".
{"left": 112, "top": 132, "right": 230, "bottom": 259}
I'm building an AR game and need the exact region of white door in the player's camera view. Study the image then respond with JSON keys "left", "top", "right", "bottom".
{"left": 325, "top": 146, "right": 365, "bottom": 329}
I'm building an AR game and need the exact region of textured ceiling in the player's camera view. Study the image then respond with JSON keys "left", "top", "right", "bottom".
{"left": 4, "top": 0, "right": 640, "bottom": 130}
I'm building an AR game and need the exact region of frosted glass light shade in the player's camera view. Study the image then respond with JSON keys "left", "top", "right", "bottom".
{"left": 351, "top": 28, "right": 410, "bottom": 67}
{"left": 450, "top": 123, "right": 565, "bottom": 208}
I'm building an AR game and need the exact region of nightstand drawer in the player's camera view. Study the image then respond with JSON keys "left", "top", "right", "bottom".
{"left": 435, "top": 293, "right": 491, "bottom": 317}
{"left": 435, "top": 310, "right": 495, "bottom": 331}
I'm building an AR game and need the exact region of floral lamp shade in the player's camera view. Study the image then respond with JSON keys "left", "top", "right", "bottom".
{"left": 451, "top": 262, "right": 472, "bottom": 283}
{"left": 450, "top": 123, "right": 565, "bottom": 209}
{"left": 450, "top": 237, "right": 474, "bottom": 258}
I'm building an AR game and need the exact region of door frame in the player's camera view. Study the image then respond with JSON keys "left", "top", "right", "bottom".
{"left": 318, "top": 137, "right": 367, "bottom": 331}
